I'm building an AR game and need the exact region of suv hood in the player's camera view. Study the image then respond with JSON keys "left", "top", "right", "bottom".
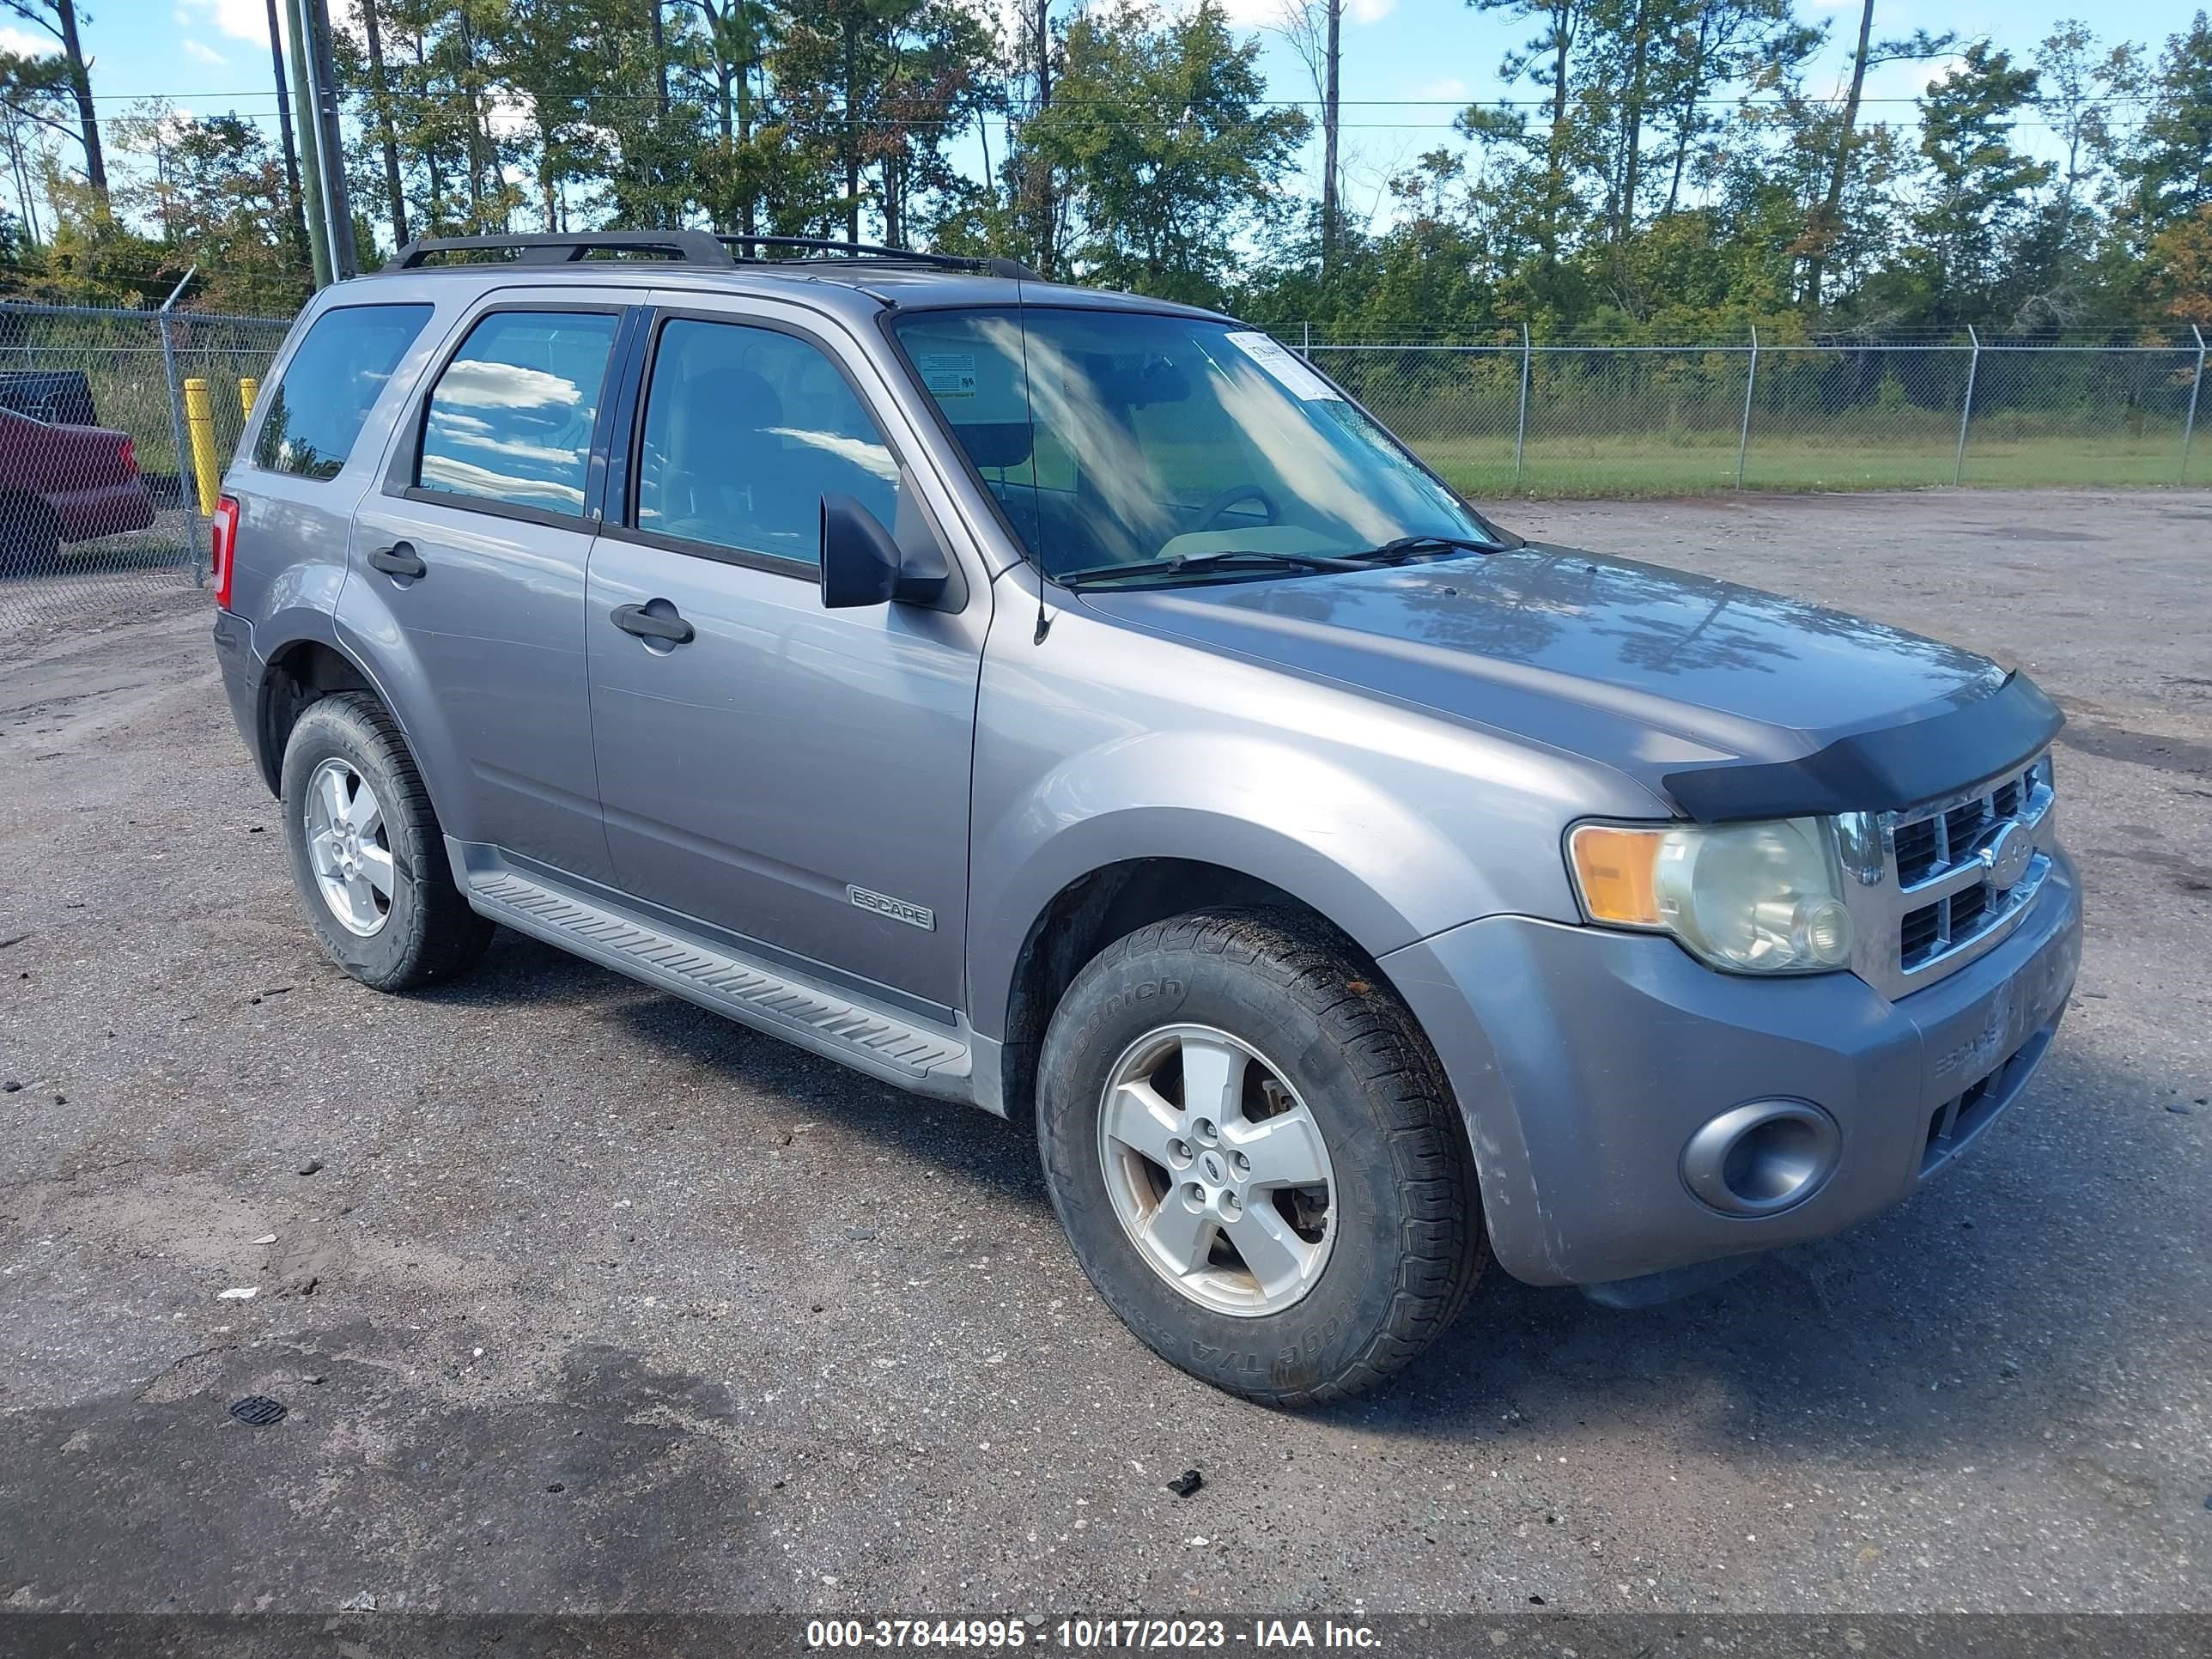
{"left": 1075, "top": 544, "right": 2014, "bottom": 815}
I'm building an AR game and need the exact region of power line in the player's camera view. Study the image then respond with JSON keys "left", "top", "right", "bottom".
{"left": 88, "top": 94, "right": 2157, "bottom": 136}
{"left": 88, "top": 87, "right": 2178, "bottom": 109}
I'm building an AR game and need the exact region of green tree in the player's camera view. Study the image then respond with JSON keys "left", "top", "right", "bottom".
{"left": 0, "top": 0, "right": 102, "bottom": 201}
{"left": 2118, "top": 13, "right": 2212, "bottom": 236}
{"left": 1020, "top": 1, "right": 1307, "bottom": 305}
{"left": 1900, "top": 44, "right": 2053, "bottom": 330}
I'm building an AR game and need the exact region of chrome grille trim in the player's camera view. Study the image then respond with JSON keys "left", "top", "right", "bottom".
{"left": 1840, "top": 751, "right": 2058, "bottom": 1000}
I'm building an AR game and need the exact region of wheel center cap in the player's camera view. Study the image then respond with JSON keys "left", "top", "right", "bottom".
{"left": 1200, "top": 1151, "right": 1226, "bottom": 1184}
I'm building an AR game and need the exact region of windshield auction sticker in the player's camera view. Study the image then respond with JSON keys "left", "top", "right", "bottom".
{"left": 1225, "top": 331, "right": 1344, "bottom": 401}
{"left": 918, "top": 353, "right": 978, "bottom": 398}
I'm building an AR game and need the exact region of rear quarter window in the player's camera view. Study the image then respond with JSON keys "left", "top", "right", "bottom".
{"left": 253, "top": 304, "right": 434, "bottom": 480}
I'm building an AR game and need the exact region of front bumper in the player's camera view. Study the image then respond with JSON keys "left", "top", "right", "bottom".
{"left": 1378, "top": 848, "right": 2081, "bottom": 1287}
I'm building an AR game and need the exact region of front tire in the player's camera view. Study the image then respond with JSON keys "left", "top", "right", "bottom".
{"left": 1036, "top": 908, "right": 1486, "bottom": 1406}
{"left": 280, "top": 692, "right": 492, "bottom": 991}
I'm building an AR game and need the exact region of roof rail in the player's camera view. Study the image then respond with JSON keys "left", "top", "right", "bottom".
{"left": 715, "top": 234, "right": 1040, "bottom": 281}
{"left": 383, "top": 228, "right": 1042, "bottom": 283}
{"left": 389, "top": 231, "right": 733, "bottom": 269}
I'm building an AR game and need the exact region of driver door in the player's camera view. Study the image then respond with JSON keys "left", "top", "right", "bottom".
{"left": 583, "top": 301, "right": 987, "bottom": 1012}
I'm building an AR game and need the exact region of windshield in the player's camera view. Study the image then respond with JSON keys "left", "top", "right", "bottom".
{"left": 890, "top": 307, "right": 1498, "bottom": 581}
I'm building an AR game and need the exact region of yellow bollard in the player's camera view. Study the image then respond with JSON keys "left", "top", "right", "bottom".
{"left": 183, "top": 377, "right": 220, "bottom": 518}
{"left": 238, "top": 376, "right": 258, "bottom": 417}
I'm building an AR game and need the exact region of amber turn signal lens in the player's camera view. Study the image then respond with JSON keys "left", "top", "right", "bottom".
{"left": 1567, "top": 824, "right": 1666, "bottom": 927}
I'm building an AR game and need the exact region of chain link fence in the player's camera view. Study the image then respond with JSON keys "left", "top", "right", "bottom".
{"left": 2, "top": 301, "right": 2205, "bottom": 633}
{"left": 1308, "top": 330, "right": 2210, "bottom": 500}
{"left": 0, "top": 301, "right": 293, "bottom": 633}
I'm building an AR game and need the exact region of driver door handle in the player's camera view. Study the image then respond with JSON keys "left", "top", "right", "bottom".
{"left": 367, "top": 543, "right": 426, "bottom": 580}
{"left": 611, "top": 603, "right": 695, "bottom": 645}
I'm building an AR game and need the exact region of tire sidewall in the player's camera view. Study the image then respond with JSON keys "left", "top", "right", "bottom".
{"left": 1038, "top": 933, "right": 1413, "bottom": 1401}
{"left": 0, "top": 493, "right": 58, "bottom": 576}
{"left": 280, "top": 701, "right": 428, "bottom": 984}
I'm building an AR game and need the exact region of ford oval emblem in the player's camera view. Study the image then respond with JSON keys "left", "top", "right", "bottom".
{"left": 1982, "top": 821, "right": 2033, "bottom": 892}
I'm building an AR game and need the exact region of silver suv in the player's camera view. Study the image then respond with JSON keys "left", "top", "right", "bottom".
{"left": 210, "top": 232, "right": 2081, "bottom": 1404}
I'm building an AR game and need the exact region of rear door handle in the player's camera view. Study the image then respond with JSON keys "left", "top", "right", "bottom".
{"left": 367, "top": 543, "right": 426, "bottom": 580}
{"left": 611, "top": 602, "right": 695, "bottom": 645}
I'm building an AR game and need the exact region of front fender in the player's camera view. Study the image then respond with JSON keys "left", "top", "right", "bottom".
{"left": 968, "top": 729, "right": 1481, "bottom": 1040}
{"left": 964, "top": 586, "right": 1638, "bottom": 1042}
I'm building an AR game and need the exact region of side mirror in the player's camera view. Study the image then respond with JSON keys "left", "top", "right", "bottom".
{"left": 819, "top": 487, "right": 956, "bottom": 611}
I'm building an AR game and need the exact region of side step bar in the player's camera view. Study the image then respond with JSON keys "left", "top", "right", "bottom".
{"left": 452, "top": 843, "right": 977, "bottom": 1103}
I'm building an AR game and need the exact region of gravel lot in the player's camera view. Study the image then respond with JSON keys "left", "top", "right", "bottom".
{"left": 1, "top": 488, "right": 2207, "bottom": 1618}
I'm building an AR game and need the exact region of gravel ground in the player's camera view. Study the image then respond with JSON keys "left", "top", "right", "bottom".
{"left": 0, "top": 488, "right": 2207, "bottom": 1617}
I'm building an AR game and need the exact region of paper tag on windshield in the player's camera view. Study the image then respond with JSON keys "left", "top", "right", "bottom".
{"left": 918, "top": 353, "right": 977, "bottom": 398}
{"left": 1225, "top": 331, "right": 1342, "bottom": 401}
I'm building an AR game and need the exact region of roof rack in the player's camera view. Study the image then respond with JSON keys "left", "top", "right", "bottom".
{"left": 386, "top": 229, "right": 1041, "bottom": 282}
{"left": 390, "top": 230, "right": 735, "bottom": 268}
{"left": 715, "top": 234, "right": 1039, "bottom": 281}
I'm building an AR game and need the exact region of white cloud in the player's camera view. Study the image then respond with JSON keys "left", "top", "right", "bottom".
{"left": 1346, "top": 0, "right": 1395, "bottom": 22}
{"left": 1413, "top": 76, "right": 1468, "bottom": 101}
{"left": 0, "top": 23, "right": 46, "bottom": 55}
{"left": 178, "top": 0, "right": 278, "bottom": 46}
{"left": 181, "top": 38, "right": 228, "bottom": 65}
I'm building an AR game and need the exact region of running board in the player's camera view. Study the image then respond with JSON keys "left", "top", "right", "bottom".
{"left": 453, "top": 845, "right": 976, "bottom": 1102}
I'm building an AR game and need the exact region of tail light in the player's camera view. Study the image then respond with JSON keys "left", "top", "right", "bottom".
{"left": 210, "top": 494, "right": 240, "bottom": 610}
{"left": 118, "top": 435, "right": 137, "bottom": 476}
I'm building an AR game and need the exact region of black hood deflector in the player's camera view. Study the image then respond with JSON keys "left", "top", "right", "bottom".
{"left": 1660, "top": 671, "right": 2063, "bottom": 823}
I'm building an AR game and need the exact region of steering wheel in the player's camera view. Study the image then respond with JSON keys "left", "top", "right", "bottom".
{"left": 1191, "top": 483, "right": 1279, "bottom": 533}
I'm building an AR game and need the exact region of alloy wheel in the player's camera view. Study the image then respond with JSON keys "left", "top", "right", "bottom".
{"left": 1096, "top": 1024, "right": 1337, "bottom": 1317}
{"left": 303, "top": 757, "right": 394, "bottom": 937}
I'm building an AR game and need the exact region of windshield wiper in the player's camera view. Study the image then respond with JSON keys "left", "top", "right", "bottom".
{"left": 1346, "top": 533, "right": 1505, "bottom": 563}
{"left": 1057, "top": 550, "right": 1369, "bottom": 586}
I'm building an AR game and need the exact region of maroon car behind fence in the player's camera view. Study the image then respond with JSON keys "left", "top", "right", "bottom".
{"left": 0, "top": 404, "right": 158, "bottom": 574}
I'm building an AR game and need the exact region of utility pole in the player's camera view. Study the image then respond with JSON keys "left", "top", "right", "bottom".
{"left": 283, "top": 0, "right": 331, "bottom": 289}
{"left": 1320, "top": 0, "right": 1340, "bottom": 269}
{"left": 263, "top": 0, "right": 310, "bottom": 261}
{"left": 303, "top": 0, "right": 359, "bottom": 278}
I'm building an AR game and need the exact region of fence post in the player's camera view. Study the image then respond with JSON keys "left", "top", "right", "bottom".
{"left": 1301, "top": 321, "right": 1310, "bottom": 358}
{"left": 1954, "top": 325, "right": 1980, "bottom": 487}
{"left": 2184, "top": 325, "right": 2207, "bottom": 485}
{"left": 1735, "top": 325, "right": 1759, "bottom": 489}
{"left": 158, "top": 265, "right": 203, "bottom": 585}
{"left": 1515, "top": 323, "right": 1531, "bottom": 485}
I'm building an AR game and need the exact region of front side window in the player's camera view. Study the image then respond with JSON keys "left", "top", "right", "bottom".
{"left": 254, "top": 303, "right": 433, "bottom": 480}
{"left": 634, "top": 318, "right": 897, "bottom": 567}
{"left": 416, "top": 309, "right": 618, "bottom": 514}
{"left": 892, "top": 307, "right": 1494, "bottom": 580}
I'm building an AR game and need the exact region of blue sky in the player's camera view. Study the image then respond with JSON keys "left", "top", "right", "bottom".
{"left": 32, "top": 0, "right": 2212, "bottom": 231}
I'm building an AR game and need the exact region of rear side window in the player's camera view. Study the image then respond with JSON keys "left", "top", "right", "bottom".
{"left": 634, "top": 319, "right": 897, "bottom": 567}
{"left": 253, "top": 303, "right": 433, "bottom": 479}
{"left": 416, "top": 310, "right": 619, "bottom": 515}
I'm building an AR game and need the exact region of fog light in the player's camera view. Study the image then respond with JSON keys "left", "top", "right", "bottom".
{"left": 1681, "top": 1100, "right": 1840, "bottom": 1217}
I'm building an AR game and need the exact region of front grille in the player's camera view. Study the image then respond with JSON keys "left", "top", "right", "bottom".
{"left": 1893, "top": 817, "right": 1940, "bottom": 885}
{"left": 1863, "top": 751, "right": 2057, "bottom": 990}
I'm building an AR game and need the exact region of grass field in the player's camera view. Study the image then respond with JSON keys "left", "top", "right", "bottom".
{"left": 1409, "top": 429, "right": 2206, "bottom": 498}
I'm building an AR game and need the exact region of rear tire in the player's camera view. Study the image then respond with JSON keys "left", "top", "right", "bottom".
{"left": 280, "top": 691, "right": 493, "bottom": 991}
{"left": 0, "top": 491, "right": 60, "bottom": 579}
{"left": 1036, "top": 907, "right": 1486, "bottom": 1407}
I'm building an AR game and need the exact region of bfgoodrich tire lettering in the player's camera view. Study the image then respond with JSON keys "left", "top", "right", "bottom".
{"left": 280, "top": 691, "right": 492, "bottom": 991}
{"left": 1036, "top": 908, "right": 1486, "bottom": 1406}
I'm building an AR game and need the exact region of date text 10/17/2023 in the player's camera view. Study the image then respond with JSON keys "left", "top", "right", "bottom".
{"left": 805, "top": 1619, "right": 1385, "bottom": 1650}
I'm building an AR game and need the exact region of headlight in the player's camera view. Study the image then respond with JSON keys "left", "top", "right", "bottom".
{"left": 1566, "top": 817, "right": 1853, "bottom": 975}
